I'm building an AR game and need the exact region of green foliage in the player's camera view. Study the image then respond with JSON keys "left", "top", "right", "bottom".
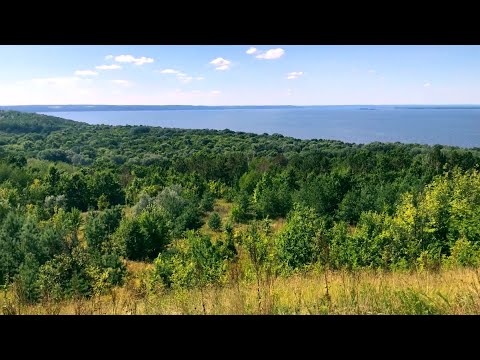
{"left": 208, "top": 212, "right": 222, "bottom": 232}
{"left": 187, "top": 232, "right": 230, "bottom": 287}
{"left": 252, "top": 172, "right": 292, "bottom": 219}
{"left": 115, "top": 206, "right": 172, "bottom": 261}
{"left": 0, "top": 182, "right": 20, "bottom": 221}
{"left": 416, "top": 249, "right": 442, "bottom": 272}
{"left": 231, "top": 192, "right": 252, "bottom": 223}
{"left": 37, "top": 244, "right": 126, "bottom": 302}
{"left": 6, "top": 154, "right": 27, "bottom": 168}
{"left": 199, "top": 191, "right": 215, "bottom": 212}
{"left": 59, "top": 172, "right": 89, "bottom": 211}
{"left": 37, "top": 248, "right": 94, "bottom": 301}
{"left": 97, "top": 194, "right": 109, "bottom": 211}
{"left": 293, "top": 171, "right": 351, "bottom": 220}
{"left": 88, "top": 170, "right": 124, "bottom": 209}
{"left": 0, "top": 210, "right": 68, "bottom": 285}
{"left": 0, "top": 111, "right": 77, "bottom": 134}
{"left": 85, "top": 206, "right": 122, "bottom": 251}
{"left": 241, "top": 220, "right": 277, "bottom": 279}
{"left": 1, "top": 110, "right": 480, "bottom": 304}
{"left": 153, "top": 231, "right": 234, "bottom": 289}
{"left": 326, "top": 221, "right": 353, "bottom": 269}
{"left": 14, "top": 253, "right": 40, "bottom": 304}
{"left": 276, "top": 204, "right": 325, "bottom": 271}
{"left": 444, "top": 238, "right": 480, "bottom": 268}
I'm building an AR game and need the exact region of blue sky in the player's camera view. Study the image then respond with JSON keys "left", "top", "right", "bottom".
{"left": 0, "top": 45, "right": 479, "bottom": 105}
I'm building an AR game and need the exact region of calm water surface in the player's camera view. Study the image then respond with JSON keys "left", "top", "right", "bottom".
{"left": 39, "top": 107, "right": 480, "bottom": 148}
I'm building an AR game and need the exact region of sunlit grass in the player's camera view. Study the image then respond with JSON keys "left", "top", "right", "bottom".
{"left": 5, "top": 267, "right": 480, "bottom": 315}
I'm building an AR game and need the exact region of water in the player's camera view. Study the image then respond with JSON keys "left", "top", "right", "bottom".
{"left": 39, "top": 106, "right": 480, "bottom": 148}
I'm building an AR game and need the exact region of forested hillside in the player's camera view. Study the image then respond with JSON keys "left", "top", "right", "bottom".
{"left": 1, "top": 110, "right": 479, "bottom": 314}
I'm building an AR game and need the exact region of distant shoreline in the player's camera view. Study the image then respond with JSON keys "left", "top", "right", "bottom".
{"left": 2, "top": 105, "right": 480, "bottom": 113}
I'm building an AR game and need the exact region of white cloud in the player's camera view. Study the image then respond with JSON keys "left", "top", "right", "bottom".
{"left": 368, "top": 69, "right": 376, "bottom": 73}
{"left": 211, "top": 90, "right": 221, "bottom": 95}
{"left": 246, "top": 47, "right": 258, "bottom": 55}
{"left": 287, "top": 88, "right": 293, "bottom": 96}
{"left": 256, "top": 48, "right": 285, "bottom": 60}
{"left": 192, "top": 90, "right": 201, "bottom": 94}
{"left": 105, "top": 55, "right": 113, "bottom": 60}
{"left": 286, "top": 71, "right": 304, "bottom": 80}
{"left": 196, "top": 77, "right": 205, "bottom": 81}
{"left": 424, "top": 82, "right": 431, "bottom": 87}
{"left": 74, "top": 70, "right": 98, "bottom": 77}
{"left": 210, "top": 57, "right": 231, "bottom": 70}
{"left": 114, "top": 54, "right": 154, "bottom": 66}
{"left": 96, "top": 64, "right": 121, "bottom": 70}
{"left": 112, "top": 79, "right": 131, "bottom": 87}
{"left": 160, "top": 69, "right": 180, "bottom": 74}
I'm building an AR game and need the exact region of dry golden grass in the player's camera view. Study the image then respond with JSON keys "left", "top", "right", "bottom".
{"left": 213, "top": 199, "right": 233, "bottom": 219}
{"left": 6, "top": 267, "right": 480, "bottom": 315}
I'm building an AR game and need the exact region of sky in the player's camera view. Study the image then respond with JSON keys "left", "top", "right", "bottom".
{"left": 0, "top": 45, "right": 480, "bottom": 106}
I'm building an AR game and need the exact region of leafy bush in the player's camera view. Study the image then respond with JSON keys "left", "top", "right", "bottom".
{"left": 444, "top": 238, "right": 480, "bottom": 268}
{"left": 208, "top": 212, "right": 222, "bottom": 232}
{"left": 200, "top": 192, "right": 215, "bottom": 213}
{"left": 85, "top": 206, "right": 123, "bottom": 251}
{"left": 114, "top": 206, "right": 172, "bottom": 261}
{"left": 276, "top": 204, "right": 325, "bottom": 270}
{"left": 153, "top": 232, "right": 234, "bottom": 289}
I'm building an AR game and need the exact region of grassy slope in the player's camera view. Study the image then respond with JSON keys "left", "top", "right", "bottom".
{"left": 6, "top": 268, "right": 480, "bottom": 315}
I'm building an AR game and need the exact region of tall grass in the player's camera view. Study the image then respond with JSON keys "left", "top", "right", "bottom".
{"left": 4, "top": 268, "right": 480, "bottom": 315}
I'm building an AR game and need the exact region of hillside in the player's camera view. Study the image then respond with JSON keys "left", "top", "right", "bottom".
{"left": 1, "top": 110, "right": 479, "bottom": 167}
{"left": 1, "top": 110, "right": 480, "bottom": 314}
{"left": 0, "top": 110, "right": 84, "bottom": 134}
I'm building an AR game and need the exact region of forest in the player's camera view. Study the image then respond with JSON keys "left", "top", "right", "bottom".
{"left": 1, "top": 110, "right": 480, "bottom": 314}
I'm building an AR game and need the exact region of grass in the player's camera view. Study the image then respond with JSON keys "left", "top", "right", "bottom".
{"left": 4, "top": 267, "right": 480, "bottom": 315}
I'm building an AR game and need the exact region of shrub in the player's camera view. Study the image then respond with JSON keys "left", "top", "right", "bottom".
{"left": 114, "top": 207, "right": 171, "bottom": 261}
{"left": 199, "top": 191, "right": 214, "bottom": 212}
{"left": 444, "top": 238, "right": 480, "bottom": 268}
{"left": 13, "top": 253, "right": 40, "bottom": 304}
{"left": 276, "top": 204, "right": 324, "bottom": 270}
{"left": 208, "top": 212, "right": 222, "bottom": 232}
{"left": 85, "top": 206, "right": 123, "bottom": 251}
{"left": 153, "top": 232, "right": 233, "bottom": 289}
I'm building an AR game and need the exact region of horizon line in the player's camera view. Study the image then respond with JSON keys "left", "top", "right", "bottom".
{"left": 2, "top": 104, "right": 480, "bottom": 107}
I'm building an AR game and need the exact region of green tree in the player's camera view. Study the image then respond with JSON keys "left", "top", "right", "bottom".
{"left": 88, "top": 171, "right": 124, "bottom": 209}
{"left": 240, "top": 220, "right": 277, "bottom": 312}
{"left": 44, "top": 165, "right": 61, "bottom": 196}
{"left": 114, "top": 206, "right": 171, "bottom": 261}
{"left": 85, "top": 206, "right": 122, "bottom": 252}
{"left": 59, "top": 172, "right": 90, "bottom": 211}
{"left": 208, "top": 212, "right": 222, "bottom": 232}
{"left": 276, "top": 203, "right": 325, "bottom": 270}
